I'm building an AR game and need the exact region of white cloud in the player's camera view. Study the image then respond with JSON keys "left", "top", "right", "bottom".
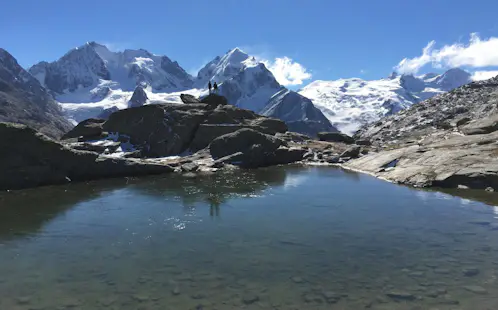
{"left": 262, "top": 56, "right": 312, "bottom": 86}
{"left": 472, "top": 70, "right": 498, "bottom": 81}
{"left": 395, "top": 33, "right": 498, "bottom": 74}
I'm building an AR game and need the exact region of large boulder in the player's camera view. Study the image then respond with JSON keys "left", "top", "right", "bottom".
{"left": 200, "top": 94, "right": 228, "bottom": 106}
{"left": 180, "top": 94, "right": 201, "bottom": 104}
{"left": 103, "top": 103, "right": 210, "bottom": 157}
{"left": 209, "top": 128, "right": 304, "bottom": 168}
{"left": 61, "top": 118, "right": 105, "bottom": 140}
{"left": 460, "top": 114, "right": 498, "bottom": 135}
{"left": 189, "top": 105, "right": 288, "bottom": 152}
{"left": 210, "top": 128, "right": 285, "bottom": 159}
{"left": 0, "top": 122, "right": 173, "bottom": 190}
{"left": 318, "top": 132, "right": 355, "bottom": 144}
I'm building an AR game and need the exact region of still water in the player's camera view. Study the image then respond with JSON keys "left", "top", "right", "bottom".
{"left": 2, "top": 166, "right": 498, "bottom": 309}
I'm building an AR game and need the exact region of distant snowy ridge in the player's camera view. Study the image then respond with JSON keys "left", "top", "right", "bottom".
{"left": 29, "top": 43, "right": 336, "bottom": 136}
{"left": 299, "top": 68, "right": 472, "bottom": 135}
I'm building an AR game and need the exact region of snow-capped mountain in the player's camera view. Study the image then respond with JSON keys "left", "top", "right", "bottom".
{"left": 299, "top": 68, "right": 471, "bottom": 135}
{"left": 28, "top": 42, "right": 194, "bottom": 122}
{"left": 28, "top": 43, "right": 335, "bottom": 136}
{"left": 0, "top": 48, "right": 72, "bottom": 138}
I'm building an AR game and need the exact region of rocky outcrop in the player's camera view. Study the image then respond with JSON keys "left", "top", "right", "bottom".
{"left": 0, "top": 122, "right": 174, "bottom": 190}
{"left": 0, "top": 48, "right": 72, "bottom": 139}
{"left": 61, "top": 118, "right": 105, "bottom": 140}
{"left": 346, "top": 76, "right": 498, "bottom": 191}
{"left": 209, "top": 128, "right": 305, "bottom": 168}
{"left": 200, "top": 94, "right": 228, "bottom": 106}
{"left": 128, "top": 86, "right": 148, "bottom": 108}
{"left": 96, "top": 106, "right": 119, "bottom": 120}
{"left": 180, "top": 94, "right": 201, "bottom": 104}
{"left": 355, "top": 76, "right": 498, "bottom": 146}
{"left": 318, "top": 132, "right": 354, "bottom": 144}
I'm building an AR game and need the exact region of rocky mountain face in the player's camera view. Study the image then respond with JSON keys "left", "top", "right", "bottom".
{"left": 346, "top": 76, "right": 498, "bottom": 190}
{"left": 0, "top": 48, "right": 72, "bottom": 138}
{"left": 29, "top": 44, "right": 335, "bottom": 137}
{"left": 261, "top": 89, "right": 338, "bottom": 137}
{"left": 299, "top": 68, "right": 472, "bottom": 135}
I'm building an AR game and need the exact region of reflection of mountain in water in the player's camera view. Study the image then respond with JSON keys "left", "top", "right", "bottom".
{"left": 0, "top": 179, "right": 127, "bottom": 241}
{"left": 0, "top": 167, "right": 294, "bottom": 239}
{"left": 127, "top": 167, "right": 292, "bottom": 211}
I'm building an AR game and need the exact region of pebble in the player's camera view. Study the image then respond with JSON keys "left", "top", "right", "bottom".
{"left": 302, "top": 293, "right": 323, "bottom": 303}
{"left": 16, "top": 296, "right": 31, "bottom": 305}
{"left": 191, "top": 293, "right": 205, "bottom": 299}
{"left": 242, "top": 295, "right": 259, "bottom": 304}
{"left": 322, "top": 291, "right": 340, "bottom": 304}
{"left": 486, "top": 187, "right": 495, "bottom": 192}
{"left": 131, "top": 294, "right": 149, "bottom": 302}
{"left": 462, "top": 267, "right": 480, "bottom": 277}
{"left": 409, "top": 271, "right": 424, "bottom": 277}
{"left": 172, "top": 287, "right": 181, "bottom": 295}
{"left": 291, "top": 276, "right": 304, "bottom": 283}
{"left": 463, "top": 285, "right": 487, "bottom": 294}
{"left": 434, "top": 268, "right": 450, "bottom": 274}
{"left": 386, "top": 291, "right": 416, "bottom": 301}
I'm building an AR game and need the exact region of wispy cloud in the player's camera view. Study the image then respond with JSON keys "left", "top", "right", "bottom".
{"left": 472, "top": 70, "right": 498, "bottom": 81}
{"left": 360, "top": 69, "right": 366, "bottom": 74}
{"left": 262, "top": 57, "right": 312, "bottom": 86}
{"left": 395, "top": 33, "right": 498, "bottom": 74}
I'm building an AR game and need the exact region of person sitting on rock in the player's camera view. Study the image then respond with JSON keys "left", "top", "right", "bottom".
{"left": 213, "top": 82, "right": 218, "bottom": 94}
{"left": 208, "top": 81, "right": 212, "bottom": 94}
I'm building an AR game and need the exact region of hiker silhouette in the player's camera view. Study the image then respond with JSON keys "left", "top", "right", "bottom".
{"left": 213, "top": 82, "right": 218, "bottom": 93}
{"left": 208, "top": 81, "right": 212, "bottom": 94}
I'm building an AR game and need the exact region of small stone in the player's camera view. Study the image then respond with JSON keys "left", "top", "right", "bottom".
{"left": 386, "top": 291, "right": 416, "bottom": 301}
{"left": 457, "top": 184, "right": 469, "bottom": 189}
{"left": 463, "top": 285, "right": 487, "bottom": 294}
{"left": 242, "top": 295, "right": 259, "bottom": 304}
{"left": 409, "top": 271, "right": 424, "bottom": 277}
{"left": 132, "top": 294, "right": 149, "bottom": 302}
{"left": 490, "top": 223, "right": 498, "bottom": 230}
{"left": 486, "top": 187, "right": 495, "bottom": 192}
{"left": 16, "top": 296, "right": 31, "bottom": 305}
{"left": 172, "top": 287, "right": 181, "bottom": 295}
{"left": 462, "top": 267, "right": 480, "bottom": 277}
{"left": 191, "top": 293, "right": 205, "bottom": 299}
{"left": 302, "top": 293, "right": 323, "bottom": 303}
{"left": 322, "top": 291, "right": 340, "bottom": 304}
{"left": 291, "top": 276, "right": 304, "bottom": 283}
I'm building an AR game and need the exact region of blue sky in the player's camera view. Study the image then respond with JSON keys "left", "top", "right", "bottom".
{"left": 2, "top": 0, "right": 498, "bottom": 86}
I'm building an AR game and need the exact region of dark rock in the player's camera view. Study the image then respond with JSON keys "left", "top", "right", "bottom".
{"left": 68, "top": 141, "right": 121, "bottom": 154}
{"left": 96, "top": 106, "right": 119, "bottom": 120}
{"left": 340, "top": 145, "right": 361, "bottom": 158}
{"left": 103, "top": 103, "right": 209, "bottom": 157}
{"left": 200, "top": 94, "right": 228, "bottom": 106}
{"left": 275, "top": 131, "right": 311, "bottom": 143}
{"left": 456, "top": 117, "right": 471, "bottom": 127}
{"left": 386, "top": 291, "right": 416, "bottom": 301}
{"left": 0, "top": 48, "right": 73, "bottom": 139}
{"left": 61, "top": 118, "right": 105, "bottom": 140}
{"left": 462, "top": 267, "right": 479, "bottom": 277}
{"left": 355, "top": 139, "right": 371, "bottom": 146}
{"left": 128, "top": 86, "right": 148, "bottom": 108}
{"left": 461, "top": 114, "right": 498, "bottom": 135}
{"left": 0, "top": 122, "right": 174, "bottom": 190}
{"left": 326, "top": 156, "right": 340, "bottom": 163}
{"left": 210, "top": 128, "right": 284, "bottom": 159}
{"left": 180, "top": 94, "right": 201, "bottom": 104}
{"left": 318, "top": 132, "right": 355, "bottom": 144}
{"left": 242, "top": 295, "right": 259, "bottom": 305}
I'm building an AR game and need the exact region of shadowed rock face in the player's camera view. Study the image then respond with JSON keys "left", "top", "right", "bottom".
{"left": 128, "top": 86, "right": 148, "bottom": 108}
{"left": 0, "top": 122, "right": 173, "bottom": 190}
{"left": 0, "top": 48, "right": 72, "bottom": 139}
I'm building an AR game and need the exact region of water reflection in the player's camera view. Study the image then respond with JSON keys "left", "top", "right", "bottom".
{"left": 2, "top": 167, "right": 498, "bottom": 309}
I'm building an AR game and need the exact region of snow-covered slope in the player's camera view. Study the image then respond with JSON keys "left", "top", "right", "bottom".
{"left": 28, "top": 42, "right": 193, "bottom": 122}
{"left": 31, "top": 43, "right": 334, "bottom": 136}
{"left": 299, "top": 68, "right": 471, "bottom": 135}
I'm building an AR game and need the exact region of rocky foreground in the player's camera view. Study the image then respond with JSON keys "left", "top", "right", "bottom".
{"left": 1, "top": 94, "right": 362, "bottom": 190}
{"left": 347, "top": 76, "right": 498, "bottom": 191}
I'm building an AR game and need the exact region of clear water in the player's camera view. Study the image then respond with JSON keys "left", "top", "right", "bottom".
{"left": 2, "top": 166, "right": 498, "bottom": 309}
